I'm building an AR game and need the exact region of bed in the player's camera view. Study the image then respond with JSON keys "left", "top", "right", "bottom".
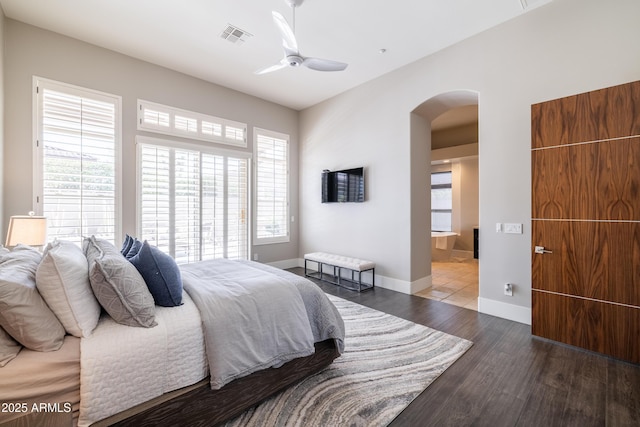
{"left": 0, "top": 239, "right": 344, "bottom": 427}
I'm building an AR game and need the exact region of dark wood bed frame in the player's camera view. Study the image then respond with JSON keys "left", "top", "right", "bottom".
{"left": 99, "top": 339, "right": 339, "bottom": 426}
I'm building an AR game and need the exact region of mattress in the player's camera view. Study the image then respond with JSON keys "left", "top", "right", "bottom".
{"left": 0, "top": 335, "right": 80, "bottom": 425}
{"left": 78, "top": 290, "right": 208, "bottom": 427}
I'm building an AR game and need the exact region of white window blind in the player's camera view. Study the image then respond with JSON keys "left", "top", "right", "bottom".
{"left": 138, "top": 137, "right": 249, "bottom": 263}
{"left": 35, "top": 78, "right": 121, "bottom": 245}
{"left": 254, "top": 128, "right": 289, "bottom": 244}
{"left": 138, "top": 100, "right": 247, "bottom": 147}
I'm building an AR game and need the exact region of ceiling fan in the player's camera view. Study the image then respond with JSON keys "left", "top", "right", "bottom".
{"left": 255, "top": 0, "right": 348, "bottom": 75}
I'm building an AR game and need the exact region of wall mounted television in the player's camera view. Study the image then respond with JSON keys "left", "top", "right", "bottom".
{"left": 322, "top": 167, "right": 365, "bottom": 203}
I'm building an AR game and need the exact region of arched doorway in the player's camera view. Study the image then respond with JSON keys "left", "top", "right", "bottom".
{"left": 409, "top": 90, "right": 479, "bottom": 309}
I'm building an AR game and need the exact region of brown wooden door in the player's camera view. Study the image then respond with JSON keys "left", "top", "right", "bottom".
{"left": 531, "top": 81, "right": 640, "bottom": 364}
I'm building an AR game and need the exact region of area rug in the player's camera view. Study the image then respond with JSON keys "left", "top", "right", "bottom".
{"left": 223, "top": 295, "right": 473, "bottom": 427}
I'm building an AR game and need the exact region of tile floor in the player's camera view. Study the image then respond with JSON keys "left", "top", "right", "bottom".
{"left": 415, "top": 258, "right": 479, "bottom": 310}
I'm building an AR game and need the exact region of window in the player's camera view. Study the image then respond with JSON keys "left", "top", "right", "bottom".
{"left": 138, "top": 100, "right": 247, "bottom": 147}
{"left": 254, "top": 129, "right": 289, "bottom": 244}
{"left": 34, "top": 77, "right": 121, "bottom": 245}
{"left": 431, "top": 171, "right": 452, "bottom": 232}
{"left": 137, "top": 137, "right": 249, "bottom": 263}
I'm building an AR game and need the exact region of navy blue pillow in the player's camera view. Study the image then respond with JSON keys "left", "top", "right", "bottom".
{"left": 121, "top": 234, "right": 134, "bottom": 255}
{"left": 129, "top": 241, "right": 183, "bottom": 307}
{"left": 125, "top": 238, "right": 143, "bottom": 260}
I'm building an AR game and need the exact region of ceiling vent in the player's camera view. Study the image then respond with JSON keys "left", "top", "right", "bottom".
{"left": 220, "top": 24, "right": 253, "bottom": 44}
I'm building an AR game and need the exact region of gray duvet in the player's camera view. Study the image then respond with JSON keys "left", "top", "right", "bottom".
{"left": 180, "top": 259, "right": 345, "bottom": 390}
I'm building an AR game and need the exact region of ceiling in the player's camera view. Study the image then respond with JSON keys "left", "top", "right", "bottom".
{"left": 0, "top": 0, "right": 550, "bottom": 111}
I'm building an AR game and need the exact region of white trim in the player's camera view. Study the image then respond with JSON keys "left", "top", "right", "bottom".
{"left": 137, "top": 99, "right": 247, "bottom": 147}
{"left": 136, "top": 136, "right": 251, "bottom": 261}
{"left": 266, "top": 258, "right": 300, "bottom": 269}
{"left": 33, "top": 76, "right": 123, "bottom": 244}
{"left": 253, "top": 127, "right": 290, "bottom": 245}
{"left": 478, "top": 297, "right": 531, "bottom": 325}
{"left": 135, "top": 135, "right": 251, "bottom": 159}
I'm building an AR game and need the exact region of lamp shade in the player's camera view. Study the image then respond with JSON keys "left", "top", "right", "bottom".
{"left": 5, "top": 215, "right": 47, "bottom": 247}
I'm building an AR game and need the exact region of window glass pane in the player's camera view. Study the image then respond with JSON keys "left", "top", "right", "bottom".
{"left": 140, "top": 145, "right": 171, "bottom": 253}
{"left": 431, "top": 171, "right": 452, "bottom": 232}
{"left": 225, "top": 126, "right": 245, "bottom": 142}
{"left": 40, "top": 86, "right": 118, "bottom": 245}
{"left": 255, "top": 131, "right": 288, "bottom": 242}
{"left": 143, "top": 109, "right": 170, "bottom": 127}
{"left": 227, "top": 158, "right": 248, "bottom": 259}
{"left": 174, "top": 150, "right": 201, "bottom": 264}
{"left": 432, "top": 212, "right": 452, "bottom": 232}
{"left": 138, "top": 140, "right": 248, "bottom": 263}
{"left": 202, "top": 121, "right": 222, "bottom": 137}
{"left": 201, "top": 153, "right": 225, "bottom": 260}
{"left": 175, "top": 115, "right": 198, "bottom": 133}
{"left": 138, "top": 100, "right": 247, "bottom": 147}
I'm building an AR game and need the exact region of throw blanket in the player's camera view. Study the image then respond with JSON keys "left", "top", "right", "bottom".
{"left": 181, "top": 259, "right": 345, "bottom": 390}
{"left": 79, "top": 292, "right": 208, "bottom": 426}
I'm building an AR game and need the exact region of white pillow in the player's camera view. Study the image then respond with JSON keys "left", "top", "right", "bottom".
{"left": 36, "top": 240, "right": 101, "bottom": 337}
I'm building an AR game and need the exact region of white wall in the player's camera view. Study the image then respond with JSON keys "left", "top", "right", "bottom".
{"left": 299, "top": 0, "right": 640, "bottom": 323}
{"left": 3, "top": 20, "right": 299, "bottom": 263}
{"left": 457, "top": 157, "right": 479, "bottom": 253}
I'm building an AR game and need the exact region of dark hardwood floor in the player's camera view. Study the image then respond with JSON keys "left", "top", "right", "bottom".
{"left": 288, "top": 267, "right": 640, "bottom": 427}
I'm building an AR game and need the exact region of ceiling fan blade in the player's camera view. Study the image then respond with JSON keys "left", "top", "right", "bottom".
{"left": 254, "top": 58, "right": 289, "bottom": 75}
{"left": 303, "top": 57, "right": 348, "bottom": 72}
{"left": 272, "top": 11, "right": 298, "bottom": 56}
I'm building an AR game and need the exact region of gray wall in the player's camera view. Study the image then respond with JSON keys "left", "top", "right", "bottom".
{"left": 299, "top": 0, "right": 640, "bottom": 322}
{"left": 0, "top": 8, "right": 4, "bottom": 234}
{"left": 3, "top": 20, "right": 299, "bottom": 263}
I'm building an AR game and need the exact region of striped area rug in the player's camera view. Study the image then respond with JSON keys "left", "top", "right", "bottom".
{"left": 224, "top": 295, "right": 473, "bottom": 427}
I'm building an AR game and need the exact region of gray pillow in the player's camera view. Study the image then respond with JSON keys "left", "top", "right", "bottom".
{"left": 84, "top": 236, "right": 157, "bottom": 328}
{"left": 0, "top": 245, "right": 66, "bottom": 351}
{"left": 36, "top": 240, "right": 101, "bottom": 337}
{"left": 0, "top": 326, "right": 21, "bottom": 367}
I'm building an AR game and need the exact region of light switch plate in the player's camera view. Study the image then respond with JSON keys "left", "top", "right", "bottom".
{"left": 504, "top": 223, "right": 522, "bottom": 234}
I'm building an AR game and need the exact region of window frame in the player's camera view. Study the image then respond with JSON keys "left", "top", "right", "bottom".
{"left": 137, "top": 100, "right": 247, "bottom": 148}
{"left": 253, "top": 127, "right": 290, "bottom": 245}
{"left": 136, "top": 135, "right": 251, "bottom": 262}
{"left": 431, "top": 170, "right": 453, "bottom": 232}
{"left": 33, "top": 76, "right": 122, "bottom": 245}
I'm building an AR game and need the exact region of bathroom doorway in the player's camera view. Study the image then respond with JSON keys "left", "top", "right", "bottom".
{"left": 416, "top": 104, "right": 480, "bottom": 310}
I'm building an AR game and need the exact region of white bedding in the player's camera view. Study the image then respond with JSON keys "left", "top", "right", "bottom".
{"left": 78, "top": 291, "right": 207, "bottom": 427}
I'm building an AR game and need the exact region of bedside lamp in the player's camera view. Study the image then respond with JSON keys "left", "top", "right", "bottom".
{"left": 5, "top": 212, "right": 47, "bottom": 248}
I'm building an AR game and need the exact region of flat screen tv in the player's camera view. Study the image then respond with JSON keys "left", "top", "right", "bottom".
{"left": 322, "top": 167, "right": 364, "bottom": 203}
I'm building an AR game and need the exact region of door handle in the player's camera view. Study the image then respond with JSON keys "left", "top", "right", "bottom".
{"left": 534, "top": 246, "right": 553, "bottom": 254}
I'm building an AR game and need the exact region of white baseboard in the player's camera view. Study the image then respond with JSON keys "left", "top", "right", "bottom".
{"left": 273, "top": 259, "right": 529, "bottom": 325}
{"left": 267, "top": 258, "right": 301, "bottom": 269}
{"left": 478, "top": 297, "right": 531, "bottom": 325}
{"left": 293, "top": 258, "right": 430, "bottom": 295}
{"left": 451, "top": 249, "right": 474, "bottom": 259}
{"left": 375, "top": 274, "right": 431, "bottom": 294}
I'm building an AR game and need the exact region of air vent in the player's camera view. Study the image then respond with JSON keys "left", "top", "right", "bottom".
{"left": 220, "top": 24, "right": 253, "bottom": 44}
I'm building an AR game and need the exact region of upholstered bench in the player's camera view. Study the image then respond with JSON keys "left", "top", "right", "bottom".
{"left": 304, "top": 252, "right": 375, "bottom": 292}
